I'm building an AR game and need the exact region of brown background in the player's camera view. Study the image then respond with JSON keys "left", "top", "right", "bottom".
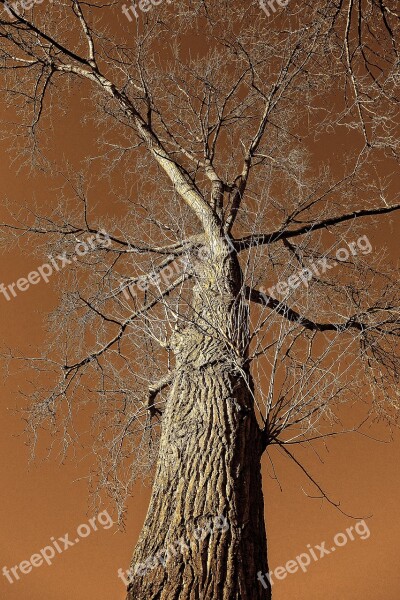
{"left": 0, "top": 5, "right": 399, "bottom": 600}
{"left": 1, "top": 141, "right": 399, "bottom": 600}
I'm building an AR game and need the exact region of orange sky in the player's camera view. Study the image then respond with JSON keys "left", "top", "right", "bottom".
{"left": 0, "top": 156, "right": 399, "bottom": 600}
{"left": 0, "top": 4, "right": 399, "bottom": 599}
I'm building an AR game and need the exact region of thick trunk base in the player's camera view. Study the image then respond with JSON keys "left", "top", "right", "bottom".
{"left": 126, "top": 358, "right": 270, "bottom": 600}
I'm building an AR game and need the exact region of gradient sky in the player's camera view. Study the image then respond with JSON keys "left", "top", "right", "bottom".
{"left": 0, "top": 3, "right": 399, "bottom": 599}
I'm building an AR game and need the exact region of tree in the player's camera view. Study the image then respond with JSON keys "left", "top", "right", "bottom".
{"left": 0, "top": 1, "right": 399, "bottom": 598}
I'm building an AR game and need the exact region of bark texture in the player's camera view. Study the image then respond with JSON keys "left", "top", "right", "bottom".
{"left": 127, "top": 241, "right": 271, "bottom": 600}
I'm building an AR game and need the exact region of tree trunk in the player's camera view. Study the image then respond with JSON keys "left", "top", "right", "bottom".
{"left": 126, "top": 241, "right": 271, "bottom": 600}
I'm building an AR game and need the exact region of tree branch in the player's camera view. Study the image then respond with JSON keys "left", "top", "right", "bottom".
{"left": 236, "top": 202, "right": 400, "bottom": 250}
{"left": 148, "top": 371, "right": 175, "bottom": 417}
{"left": 246, "top": 286, "right": 381, "bottom": 334}
{"left": 63, "top": 273, "right": 190, "bottom": 375}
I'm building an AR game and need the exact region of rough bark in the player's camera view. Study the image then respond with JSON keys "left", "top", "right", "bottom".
{"left": 126, "top": 241, "right": 271, "bottom": 600}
